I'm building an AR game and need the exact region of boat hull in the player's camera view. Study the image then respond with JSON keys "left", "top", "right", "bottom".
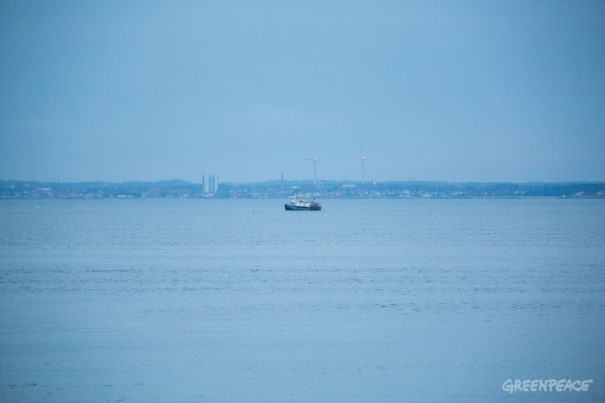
{"left": 285, "top": 203, "right": 321, "bottom": 211}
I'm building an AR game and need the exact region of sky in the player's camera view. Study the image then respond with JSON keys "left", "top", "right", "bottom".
{"left": 1, "top": 0, "right": 604, "bottom": 183}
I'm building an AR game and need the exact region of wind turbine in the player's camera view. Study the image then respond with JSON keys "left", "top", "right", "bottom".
{"left": 361, "top": 144, "right": 368, "bottom": 184}
{"left": 305, "top": 156, "right": 319, "bottom": 187}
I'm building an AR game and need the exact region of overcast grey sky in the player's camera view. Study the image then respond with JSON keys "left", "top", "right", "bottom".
{"left": 1, "top": 1, "right": 604, "bottom": 183}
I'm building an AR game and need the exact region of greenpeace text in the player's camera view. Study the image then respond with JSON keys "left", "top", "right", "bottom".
{"left": 502, "top": 379, "right": 593, "bottom": 393}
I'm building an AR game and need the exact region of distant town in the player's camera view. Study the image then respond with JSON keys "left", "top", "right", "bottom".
{"left": 1, "top": 177, "right": 604, "bottom": 199}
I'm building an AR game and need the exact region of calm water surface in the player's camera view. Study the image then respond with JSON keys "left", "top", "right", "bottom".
{"left": 1, "top": 199, "right": 604, "bottom": 401}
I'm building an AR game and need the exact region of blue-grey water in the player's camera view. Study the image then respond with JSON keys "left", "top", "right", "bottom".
{"left": 1, "top": 199, "right": 604, "bottom": 402}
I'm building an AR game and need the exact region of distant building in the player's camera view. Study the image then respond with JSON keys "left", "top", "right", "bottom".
{"left": 202, "top": 175, "right": 219, "bottom": 194}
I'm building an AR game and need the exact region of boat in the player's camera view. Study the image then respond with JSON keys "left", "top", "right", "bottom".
{"left": 285, "top": 196, "right": 321, "bottom": 211}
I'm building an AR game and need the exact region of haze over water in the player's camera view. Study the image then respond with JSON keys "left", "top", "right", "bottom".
{"left": 1, "top": 198, "right": 604, "bottom": 401}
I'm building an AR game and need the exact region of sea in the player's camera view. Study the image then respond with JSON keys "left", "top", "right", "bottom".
{"left": 1, "top": 198, "right": 604, "bottom": 402}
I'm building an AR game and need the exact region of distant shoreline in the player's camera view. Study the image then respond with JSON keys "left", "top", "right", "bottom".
{"left": 1, "top": 179, "right": 604, "bottom": 200}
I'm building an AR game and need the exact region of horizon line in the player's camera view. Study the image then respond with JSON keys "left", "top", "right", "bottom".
{"left": 2, "top": 178, "right": 605, "bottom": 185}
